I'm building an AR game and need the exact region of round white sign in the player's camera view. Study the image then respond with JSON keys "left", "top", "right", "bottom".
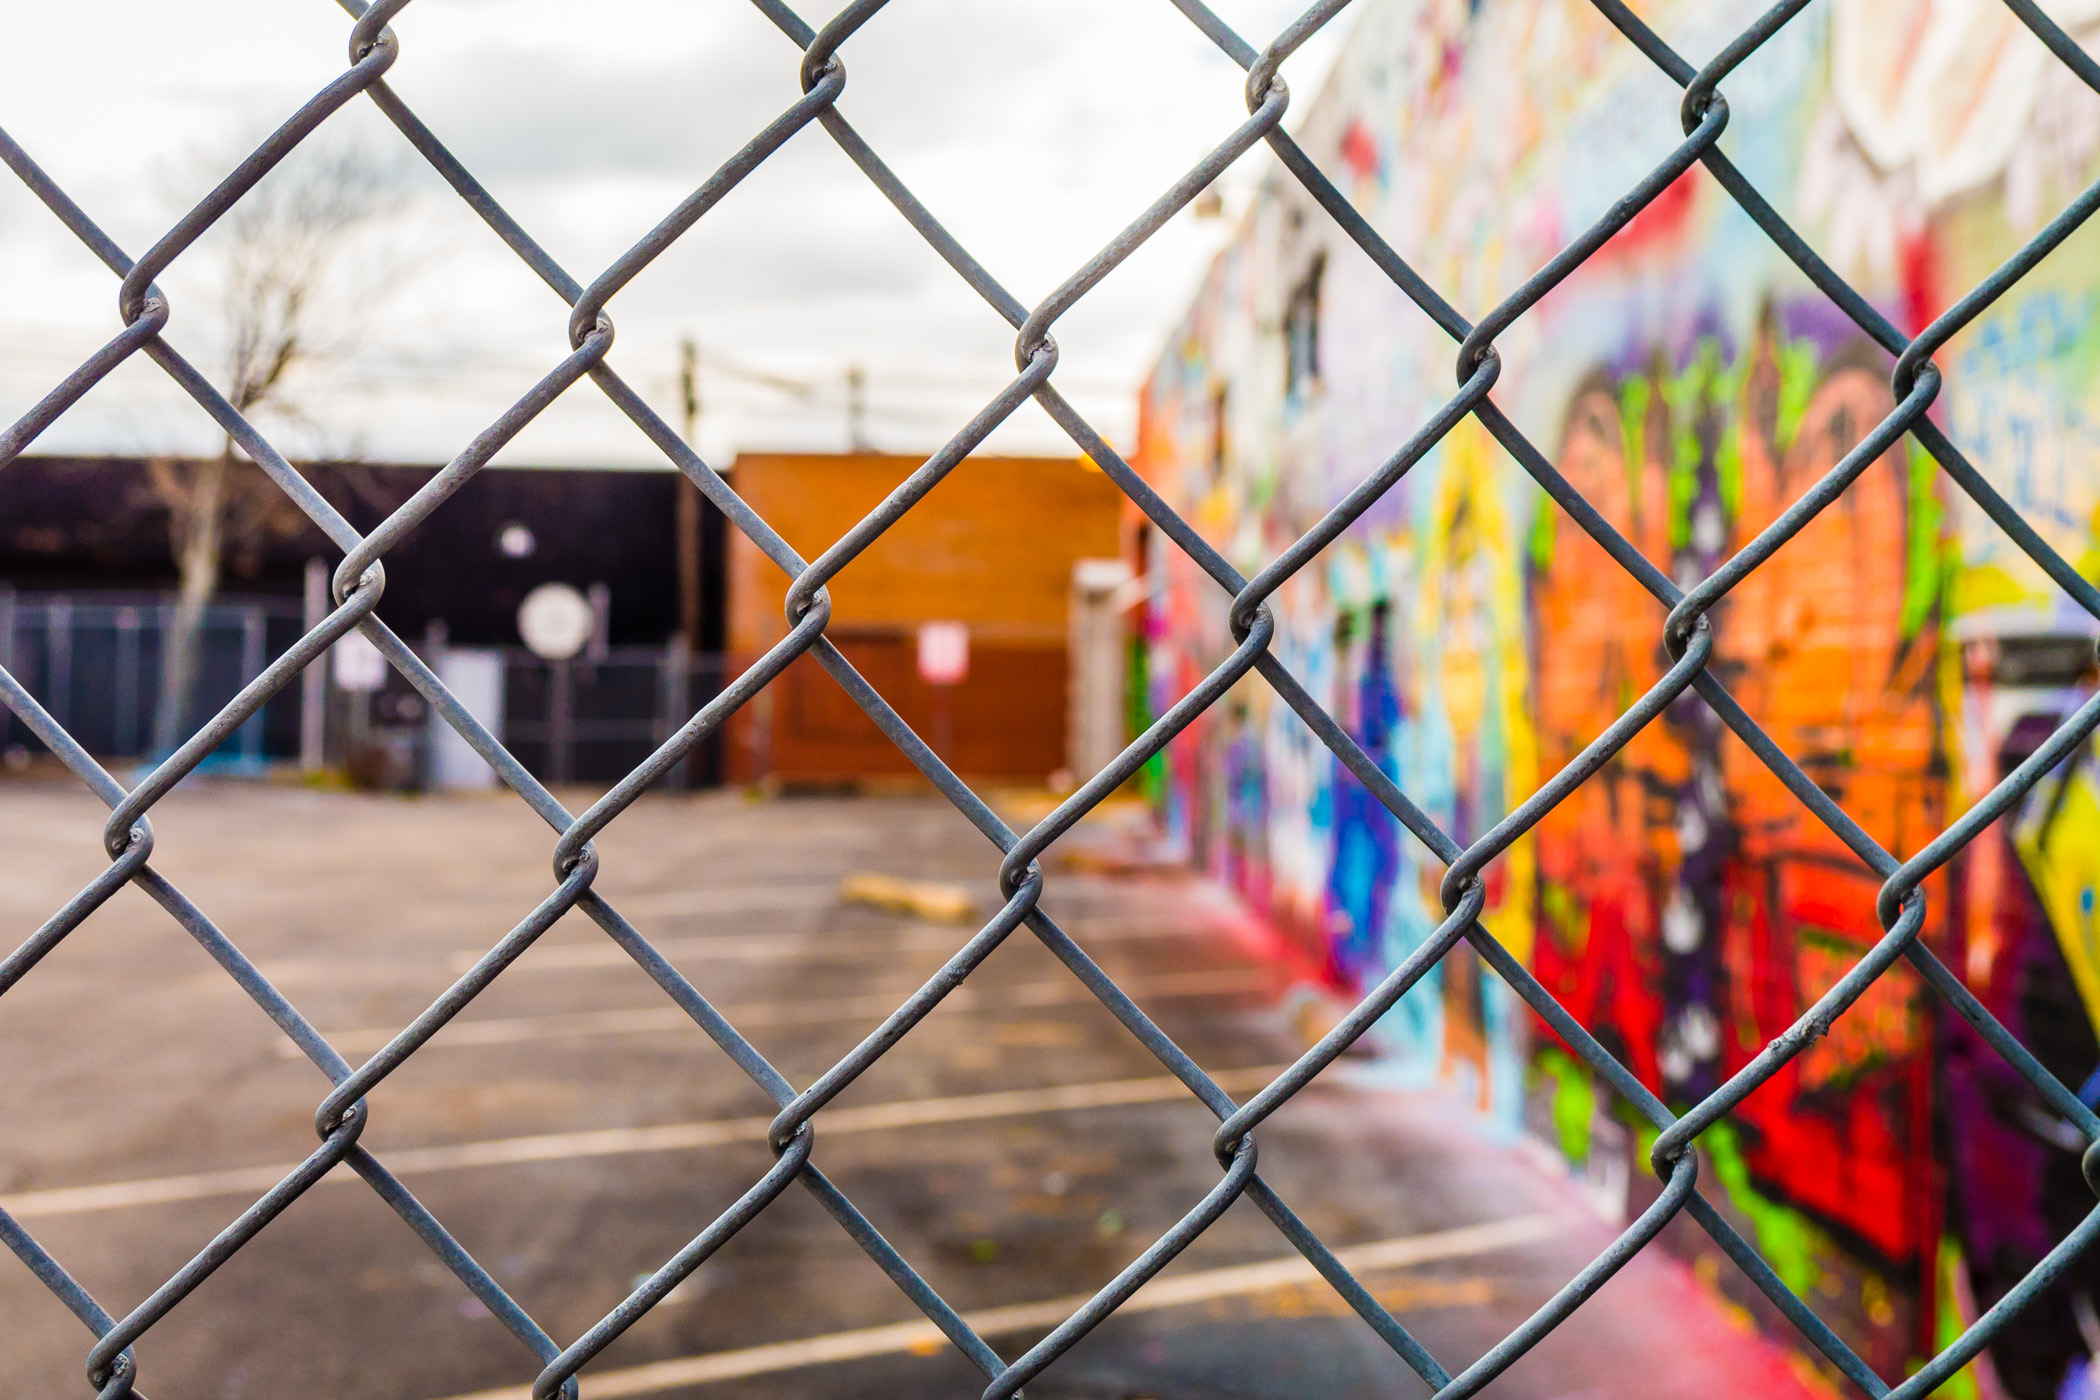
{"left": 517, "top": 582, "right": 595, "bottom": 661}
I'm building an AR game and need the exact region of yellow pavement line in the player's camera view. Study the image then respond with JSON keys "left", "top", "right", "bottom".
{"left": 289, "top": 967, "right": 1272, "bottom": 1058}
{"left": 426, "top": 1214, "right": 1560, "bottom": 1400}
{"left": 2, "top": 1064, "right": 1287, "bottom": 1221}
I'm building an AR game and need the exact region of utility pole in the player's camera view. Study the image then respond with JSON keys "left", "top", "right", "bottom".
{"left": 673, "top": 337, "right": 705, "bottom": 792}
{"left": 847, "top": 363, "right": 870, "bottom": 452}
{"left": 300, "top": 557, "right": 328, "bottom": 775}
{"left": 677, "top": 336, "right": 703, "bottom": 653}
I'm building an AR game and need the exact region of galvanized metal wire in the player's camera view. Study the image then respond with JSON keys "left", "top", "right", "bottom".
{"left": 4, "top": 0, "right": 2100, "bottom": 1395}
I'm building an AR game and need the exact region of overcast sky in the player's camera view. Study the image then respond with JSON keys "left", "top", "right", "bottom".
{"left": 1, "top": 0, "right": 1346, "bottom": 468}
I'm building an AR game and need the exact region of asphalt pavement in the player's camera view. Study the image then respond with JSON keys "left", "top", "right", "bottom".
{"left": 0, "top": 778, "right": 1831, "bottom": 1399}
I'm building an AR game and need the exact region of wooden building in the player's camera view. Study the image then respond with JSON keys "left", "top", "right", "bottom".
{"left": 726, "top": 452, "right": 1124, "bottom": 785}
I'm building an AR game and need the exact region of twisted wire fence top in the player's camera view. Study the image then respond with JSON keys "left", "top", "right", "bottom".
{"left": 3, "top": 0, "right": 2099, "bottom": 1396}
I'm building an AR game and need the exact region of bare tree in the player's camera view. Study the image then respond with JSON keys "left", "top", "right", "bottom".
{"left": 149, "top": 140, "right": 395, "bottom": 757}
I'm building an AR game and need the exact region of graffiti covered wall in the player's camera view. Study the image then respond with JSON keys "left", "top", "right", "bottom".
{"left": 1134, "top": 0, "right": 2100, "bottom": 1390}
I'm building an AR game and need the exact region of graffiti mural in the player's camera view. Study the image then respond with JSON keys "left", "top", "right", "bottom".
{"left": 1528, "top": 325, "right": 1944, "bottom": 1382}
{"left": 1135, "top": 0, "right": 2100, "bottom": 1391}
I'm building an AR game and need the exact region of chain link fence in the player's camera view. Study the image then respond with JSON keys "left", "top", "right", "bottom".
{"left": 4, "top": 0, "right": 2099, "bottom": 1395}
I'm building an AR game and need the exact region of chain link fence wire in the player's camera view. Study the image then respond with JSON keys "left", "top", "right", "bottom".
{"left": 4, "top": 0, "right": 2100, "bottom": 1394}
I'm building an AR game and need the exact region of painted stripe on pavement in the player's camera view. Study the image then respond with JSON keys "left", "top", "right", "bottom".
{"left": 290, "top": 967, "right": 1271, "bottom": 1058}
{"left": 425, "top": 1214, "right": 1559, "bottom": 1400}
{"left": 2, "top": 1064, "right": 1286, "bottom": 1220}
{"left": 466, "top": 911, "right": 1224, "bottom": 975}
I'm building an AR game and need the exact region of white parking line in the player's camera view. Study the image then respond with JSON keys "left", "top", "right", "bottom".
{"left": 287, "top": 967, "right": 1273, "bottom": 1058}
{"left": 462, "top": 911, "right": 1222, "bottom": 975}
{"left": 1, "top": 1064, "right": 1288, "bottom": 1221}
{"left": 425, "top": 1215, "right": 1561, "bottom": 1400}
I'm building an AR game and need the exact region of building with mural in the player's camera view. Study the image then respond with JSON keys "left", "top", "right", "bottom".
{"left": 1134, "top": 0, "right": 2100, "bottom": 1392}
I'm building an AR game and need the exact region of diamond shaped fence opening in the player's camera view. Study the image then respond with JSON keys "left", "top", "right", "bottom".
{"left": 5, "top": 0, "right": 2100, "bottom": 1396}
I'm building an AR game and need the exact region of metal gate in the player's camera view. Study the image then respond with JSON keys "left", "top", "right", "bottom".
{"left": 0, "top": 590, "right": 303, "bottom": 769}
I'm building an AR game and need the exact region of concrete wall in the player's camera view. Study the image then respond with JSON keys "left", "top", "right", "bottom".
{"left": 1136, "top": 0, "right": 2100, "bottom": 1387}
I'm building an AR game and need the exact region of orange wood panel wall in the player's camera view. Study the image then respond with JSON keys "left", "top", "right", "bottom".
{"left": 726, "top": 452, "right": 1123, "bottom": 783}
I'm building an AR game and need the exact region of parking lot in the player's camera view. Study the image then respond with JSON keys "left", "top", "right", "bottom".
{"left": 2, "top": 780, "right": 1827, "bottom": 1399}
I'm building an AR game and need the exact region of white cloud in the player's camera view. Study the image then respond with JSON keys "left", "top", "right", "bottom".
{"left": 1, "top": 0, "right": 1347, "bottom": 466}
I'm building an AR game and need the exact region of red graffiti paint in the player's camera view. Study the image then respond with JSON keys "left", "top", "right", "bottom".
{"left": 1594, "top": 168, "right": 1701, "bottom": 264}
{"left": 1899, "top": 227, "right": 1942, "bottom": 337}
{"left": 1339, "top": 118, "right": 1380, "bottom": 184}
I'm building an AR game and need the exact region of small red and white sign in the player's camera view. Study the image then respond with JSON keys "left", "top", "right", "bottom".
{"left": 916, "top": 621, "right": 969, "bottom": 685}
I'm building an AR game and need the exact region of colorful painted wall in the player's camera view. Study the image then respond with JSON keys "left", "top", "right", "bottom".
{"left": 1134, "top": 0, "right": 2100, "bottom": 1391}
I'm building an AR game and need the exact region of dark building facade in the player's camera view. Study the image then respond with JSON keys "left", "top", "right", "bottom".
{"left": 0, "top": 455, "right": 715, "bottom": 649}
